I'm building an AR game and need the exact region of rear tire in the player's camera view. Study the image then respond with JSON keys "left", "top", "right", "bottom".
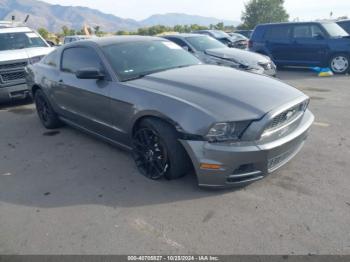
{"left": 34, "top": 89, "right": 63, "bottom": 129}
{"left": 132, "top": 118, "right": 191, "bottom": 180}
{"left": 329, "top": 54, "right": 349, "bottom": 74}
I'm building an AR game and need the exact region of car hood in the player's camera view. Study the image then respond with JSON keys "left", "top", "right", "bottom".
{"left": 205, "top": 48, "right": 270, "bottom": 67}
{"left": 126, "top": 65, "right": 306, "bottom": 121}
{"left": 0, "top": 47, "right": 54, "bottom": 63}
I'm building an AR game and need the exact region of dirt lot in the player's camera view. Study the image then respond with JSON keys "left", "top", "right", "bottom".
{"left": 0, "top": 70, "right": 349, "bottom": 255}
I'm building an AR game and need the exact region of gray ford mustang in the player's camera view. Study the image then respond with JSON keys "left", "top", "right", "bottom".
{"left": 25, "top": 36, "right": 314, "bottom": 188}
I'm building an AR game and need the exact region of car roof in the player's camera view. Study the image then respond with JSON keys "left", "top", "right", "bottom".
{"left": 0, "top": 26, "right": 33, "bottom": 33}
{"left": 66, "top": 35, "right": 166, "bottom": 47}
{"left": 193, "top": 30, "right": 222, "bottom": 33}
{"left": 65, "top": 35, "right": 93, "bottom": 39}
{"left": 163, "top": 33, "right": 207, "bottom": 38}
{"left": 256, "top": 21, "right": 336, "bottom": 27}
{"left": 337, "top": 19, "right": 350, "bottom": 23}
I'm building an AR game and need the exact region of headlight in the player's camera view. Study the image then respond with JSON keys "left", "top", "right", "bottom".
{"left": 206, "top": 121, "right": 251, "bottom": 142}
{"left": 29, "top": 55, "right": 44, "bottom": 64}
{"left": 249, "top": 68, "right": 264, "bottom": 74}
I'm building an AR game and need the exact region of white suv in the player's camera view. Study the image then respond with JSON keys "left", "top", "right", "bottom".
{"left": 0, "top": 23, "right": 54, "bottom": 103}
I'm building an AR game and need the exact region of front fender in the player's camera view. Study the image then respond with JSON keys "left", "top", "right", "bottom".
{"left": 123, "top": 87, "right": 217, "bottom": 137}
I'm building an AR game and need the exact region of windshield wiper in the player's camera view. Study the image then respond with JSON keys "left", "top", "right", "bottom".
{"left": 122, "top": 65, "right": 196, "bottom": 82}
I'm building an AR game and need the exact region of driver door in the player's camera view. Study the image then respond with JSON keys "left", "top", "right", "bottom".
{"left": 54, "top": 46, "right": 113, "bottom": 136}
{"left": 290, "top": 24, "right": 329, "bottom": 66}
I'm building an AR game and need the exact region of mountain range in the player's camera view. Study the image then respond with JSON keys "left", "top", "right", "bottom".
{"left": 0, "top": 0, "right": 239, "bottom": 32}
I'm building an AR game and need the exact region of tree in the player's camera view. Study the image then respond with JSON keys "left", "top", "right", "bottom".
{"left": 61, "top": 26, "right": 76, "bottom": 36}
{"left": 94, "top": 26, "right": 101, "bottom": 36}
{"left": 116, "top": 30, "right": 130, "bottom": 35}
{"left": 215, "top": 22, "right": 224, "bottom": 30}
{"left": 240, "top": 0, "right": 289, "bottom": 29}
{"left": 61, "top": 26, "right": 70, "bottom": 36}
{"left": 37, "top": 28, "right": 49, "bottom": 39}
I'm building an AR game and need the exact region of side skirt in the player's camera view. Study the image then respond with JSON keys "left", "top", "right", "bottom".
{"left": 59, "top": 116, "right": 133, "bottom": 152}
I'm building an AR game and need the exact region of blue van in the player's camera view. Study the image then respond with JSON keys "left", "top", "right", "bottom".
{"left": 249, "top": 22, "right": 350, "bottom": 74}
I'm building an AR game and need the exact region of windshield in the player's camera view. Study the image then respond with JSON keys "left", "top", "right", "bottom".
{"left": 322, "top": 23, "right": 349, "bottom": 37}
{"left": 0, "top": 32, "right": 48, "bottom": 51}
{"left": 186, "top": 36, "right": 227, "bottom": 51}
{"left": 210, "top": 30, "right": 231, "bottom": 38}
{"left": 230, "top": 33, "right": 248, "bottom": 41}
{"left": 103, "top": 40, "right": 201, "bottom": 81}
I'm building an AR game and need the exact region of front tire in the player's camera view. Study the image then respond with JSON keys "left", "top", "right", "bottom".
{"left": 132, "top": 118, "right": 191, "bottom": 180}
{"left": 34, "top": 89, "right": 63, "bottom": 129}
{"left": 329, "top": 54, "right": 349, "bottom": 74}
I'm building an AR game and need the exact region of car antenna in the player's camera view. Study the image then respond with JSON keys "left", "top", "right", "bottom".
{"left": 24, "top": 14, "right": 30, "bottom": 24}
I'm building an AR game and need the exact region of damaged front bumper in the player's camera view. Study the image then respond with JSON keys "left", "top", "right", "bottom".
{"left": 181, "top": 110, "right": 314, "bottom": 188}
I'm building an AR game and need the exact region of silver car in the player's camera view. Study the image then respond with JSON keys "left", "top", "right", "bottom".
{"left": 163, "top": 34, "right": 276, "bottom": 76}
{"left": 25, "top": 36, "right": 314, "bottom": 188}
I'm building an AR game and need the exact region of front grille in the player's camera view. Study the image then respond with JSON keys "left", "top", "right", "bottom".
{"left": 268, "top": 142, "right": 304, "bottom": 172}
{"left": 0, "top": 71, "right": 25, "bottom": 82}
{"left": 0, "top": 62, "right": 27, "bottom": 71}
{"left": 0, "top": 60, "right": 27, "bottom": 85}
{"left": 265, "top": 102, "right": 306, "bottom": 132}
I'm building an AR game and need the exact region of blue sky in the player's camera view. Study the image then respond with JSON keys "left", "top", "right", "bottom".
{"left": 42, "top": 0, "right": 350, "bottom": 21}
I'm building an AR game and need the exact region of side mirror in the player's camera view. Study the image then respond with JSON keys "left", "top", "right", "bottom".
{"left": 76, "top": 68, "right": 105, "bottom": 80}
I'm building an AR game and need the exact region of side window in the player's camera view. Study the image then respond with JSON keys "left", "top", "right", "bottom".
{"left": 293, "top": 25, "right": 325, "bottom": 39}
{"left": 42, "top": 50, "right": 58, "bottom": 67}
{"left": 168, "top": 38, "right": 189, "bottom": 48}
{"left": 264, "top": 26, "right": 291, "bottom": 40}
{"left": 293, "top": 25, "right": 311, "bottom": 38}
{"left": 311, "top": 25, "right": 326, "bottom": 38}
{"left": 61, "top": 47, "right": 103, "bottom": 74}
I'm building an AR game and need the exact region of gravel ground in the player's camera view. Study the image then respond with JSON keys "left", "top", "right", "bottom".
{"left": 0, "top": 69, "right": 349, "bottom": 255}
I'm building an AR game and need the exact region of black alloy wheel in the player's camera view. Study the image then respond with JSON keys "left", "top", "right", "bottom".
{"left": 34, "top": 89, "right": 63, "bottom": 129}
{"left": 132, "top": 127, "right": 169, "bottom": 180}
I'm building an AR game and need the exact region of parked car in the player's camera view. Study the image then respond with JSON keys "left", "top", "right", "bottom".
{"left": 250, "top": 22, "right": 350, "bottom": 74}
{"left": 337, "top": 20, "right": 350, "bottom": 34}
{"left": 163, "top": 34, "right": 276, "bottom": 76}
{"left": 228, "top": 32, "right": 249, "bottom": 49}
{"left": 45, "top": 40, "right": 57, "bottom": 47}
{"left": 63, "top": 35, "right": 96, "bottom": 44}
{"left": 25, "top": 36, "right": 314, "bottom": 188}
{"left": 192, "top": 30, "right": 238, "bottom": 48}
{"left": 235, "top": 30, "right": 254, "bottom": 39}
{"left": 0, "top": 23, "right": 54, "bottom": 103}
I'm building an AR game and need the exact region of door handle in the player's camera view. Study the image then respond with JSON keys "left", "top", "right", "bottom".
{"left": 58, "top": 79, "right": 63, "bottom": 83}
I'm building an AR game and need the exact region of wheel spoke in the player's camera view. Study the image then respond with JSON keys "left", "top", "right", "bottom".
{"left": 132, "top": 127, "right": 168, "bottom": 180}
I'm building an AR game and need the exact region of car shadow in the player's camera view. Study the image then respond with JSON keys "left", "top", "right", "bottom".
{"left": 276, "top": 67, "right": 317, "bottom": 80}
{"left": 276, "top": 67, "right": 349, "bottom": 80}
{"left": 0, "top": 110, "right": 242, "bottom": 209}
